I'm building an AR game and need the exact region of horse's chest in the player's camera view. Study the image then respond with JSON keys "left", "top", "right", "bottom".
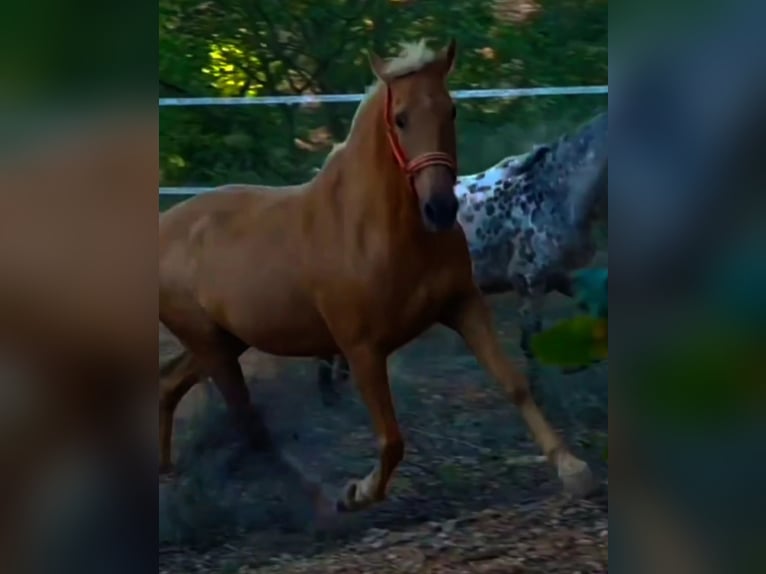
{"left": 372, "top": 266, "right": 456, "bottom": 346}
{"left": 399, "top": 279, "right": 446, "bottom": 320}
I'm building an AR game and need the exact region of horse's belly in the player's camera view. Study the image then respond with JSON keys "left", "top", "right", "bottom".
{"left": 206, "top": 280, "right": 336, "bottom": 357}
{"left": 382, "top": 314, "right": 439, "bottom": 352}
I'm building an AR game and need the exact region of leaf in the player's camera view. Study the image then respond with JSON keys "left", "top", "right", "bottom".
{"left": 159, "top": 0, "right": 607, "bottom": 188}
{"left": 530, "top": 315, "right": 608, "bottom": 368}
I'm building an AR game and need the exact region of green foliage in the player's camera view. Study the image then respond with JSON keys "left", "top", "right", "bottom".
{"left": 159, "top": 0, "right": 607, "bottom": 187}
{"left": 531, "top": 267, "right": 608, "bottom": 369}
{"left": 529, "top": 258, "right": 766, "bottom": 433}
{"left": 531, "top": 314, "right": 607, "bottom": 369}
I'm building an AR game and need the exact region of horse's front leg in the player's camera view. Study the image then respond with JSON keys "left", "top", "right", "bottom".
{"left": 442, "top": 288, "right": 595, "bottom": 497}
{"left": 334, "top": 346, "right": 403, "bottom": 512}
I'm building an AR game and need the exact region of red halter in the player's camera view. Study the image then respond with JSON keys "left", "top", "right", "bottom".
{"left": 383, "top": 85, "right": 457, "bottom": 190}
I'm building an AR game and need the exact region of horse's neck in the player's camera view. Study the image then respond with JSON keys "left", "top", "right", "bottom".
{"left": 556, "top": 114, "right": 608, "bottom": 227}
{"left": 335, "top": 99, "right": 422, "bottom": 238}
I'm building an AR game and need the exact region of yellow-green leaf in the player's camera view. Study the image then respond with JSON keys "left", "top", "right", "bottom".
{"left": 531, "top": 315, "right": 608, "bottom": 368}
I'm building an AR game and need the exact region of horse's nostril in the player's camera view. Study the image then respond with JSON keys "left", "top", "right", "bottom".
{"left": 424, "top": 201, "right": 436, "bottom": 223}
{"left": 446, "top": 195, "right": 458, "bottom": 220}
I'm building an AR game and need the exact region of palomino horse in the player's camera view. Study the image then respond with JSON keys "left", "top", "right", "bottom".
{"left": 159, "top": 39, "right": 594, "bottom": 512}
{"left": 318, "top": 112, "right": 607, "bottom": 404}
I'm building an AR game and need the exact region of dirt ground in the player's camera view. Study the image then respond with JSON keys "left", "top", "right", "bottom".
{"left": 158, "top": 286, "right": 608, "bottom": 573}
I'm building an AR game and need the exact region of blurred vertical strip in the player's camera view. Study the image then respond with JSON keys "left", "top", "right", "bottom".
{"left": 0, "top": 0, "right": 158, "bottom": 569}
{"left": 610, "top": 0, "right": 766, "bottom": 572}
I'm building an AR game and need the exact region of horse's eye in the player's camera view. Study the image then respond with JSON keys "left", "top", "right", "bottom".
{"left": 451, "top": 105, "right": 457, "bottom": 120}
{"left": 394, "top": 112, "right": 407, "bottom": 129}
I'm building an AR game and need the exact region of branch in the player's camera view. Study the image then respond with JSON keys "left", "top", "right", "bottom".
{"left": 160, "top": 79, "right": 194, "bottom": 96}
{"left": 247, "top": 2, "right": 308, "bottom": 93}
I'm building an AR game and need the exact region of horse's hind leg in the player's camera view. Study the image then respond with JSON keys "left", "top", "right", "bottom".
{"left": 207, "top": 357, "right": 273, "bottom": 451}
{"left": 333, "top": 354, "right": 350, "bottom": 383}
{"left": 516, "top": 278, "right": 545, "bottom": 400}
{"left": 317, "top": 355, "right": 341, "bottom": 407}
{"left": 317, "top": 354, "right": 351, "bottom": 406}
{"left": 211, "top": 355, "right": 332, "bottom": 510}
{"left": 159, "top": 349, "right": 201, "bottom": 474}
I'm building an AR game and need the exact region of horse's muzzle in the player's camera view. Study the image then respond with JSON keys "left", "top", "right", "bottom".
{"left": 422, "top": 190, "right": 459, "bottom": 232}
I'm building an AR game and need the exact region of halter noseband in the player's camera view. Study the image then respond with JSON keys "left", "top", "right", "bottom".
{"left": 383, "top": 85, "right": 457, "bottom": 190}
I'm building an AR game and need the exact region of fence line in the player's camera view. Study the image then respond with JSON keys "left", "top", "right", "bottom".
{"left": 159, "top": 85, "right": 607, "bottom": 107}
{"left": 160, "top": 84, "right": 607, "bottom": 196}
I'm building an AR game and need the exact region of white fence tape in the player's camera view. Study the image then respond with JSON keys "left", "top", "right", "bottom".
{"left": 159, "top": 85, "right": 608, "bottom": 107}
{"left": 160, "top": 84, "right": 607, "bottom": 195}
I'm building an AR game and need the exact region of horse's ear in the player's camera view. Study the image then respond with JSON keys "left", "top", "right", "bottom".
{"left": 440, "top": 38, "right": 457, "bottom": 76}
{"left": 368, "top": 51, "right": 389, "bottom": 82}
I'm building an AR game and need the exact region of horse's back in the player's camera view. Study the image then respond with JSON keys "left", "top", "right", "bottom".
{"left": 158, "top": 183, "right": 336, "bottom": 356}
{"left": 159, "top": 184, "right": 303, "bottom": 271}
{"left": 160, "top": 184, "right": 295, "bottom": 239}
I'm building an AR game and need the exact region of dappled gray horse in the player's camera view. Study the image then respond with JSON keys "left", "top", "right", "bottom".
{"left": 319, "top": 111, "right": 607, "bottom": 405}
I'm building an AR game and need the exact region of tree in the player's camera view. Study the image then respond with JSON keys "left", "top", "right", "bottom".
{"left": 159, "top": 0, "right": 607, "bottom": 196}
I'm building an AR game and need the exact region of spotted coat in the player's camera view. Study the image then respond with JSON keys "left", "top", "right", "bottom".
{"left": 456, "top": 112, "right": 607, "bottom": 294}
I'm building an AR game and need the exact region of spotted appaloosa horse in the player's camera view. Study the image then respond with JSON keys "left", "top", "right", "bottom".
{"left": 160, "top": 39, "right": 595, "bottom": 513}
{"left": 318, "top": 112, "right": 607, "bottom": 405}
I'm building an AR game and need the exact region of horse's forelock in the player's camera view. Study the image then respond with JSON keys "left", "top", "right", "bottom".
{"left": 382, "top": 40, "right": 438, "bottom": 79}
{"left": 342, "top": 40, "right": 443, "bottom": 147}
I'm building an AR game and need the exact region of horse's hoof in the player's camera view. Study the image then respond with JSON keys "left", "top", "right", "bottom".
{"left": 557, "top": 453, "right": 597, "bottom": 498}
{"left": 336, "top": 480, "right": 360, "bottom": 512}
{"left": 336, "top": 478, "right": 379, "bottom": 512}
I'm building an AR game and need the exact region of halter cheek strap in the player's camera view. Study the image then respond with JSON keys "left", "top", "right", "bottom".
{"left": 383, "top": 85, "right": 457, "bottom": 190}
